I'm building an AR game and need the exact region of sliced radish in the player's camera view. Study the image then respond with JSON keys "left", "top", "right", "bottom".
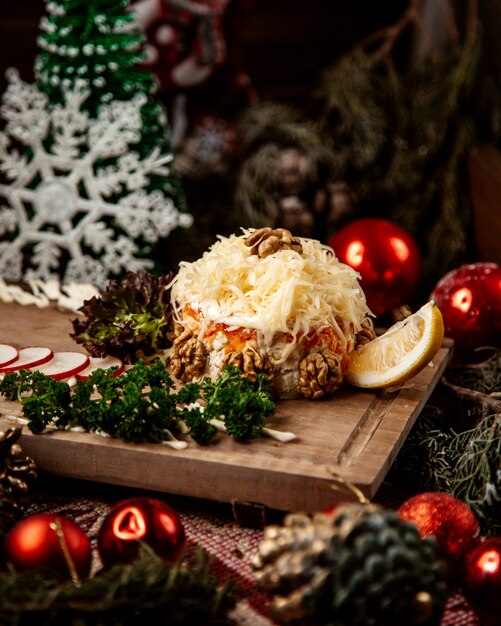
{"left": 31, "top": 351, "right": 90, "bottom": 380}
{"left": 0, "top": 344, "right": 19, "bottom": 368}
{"left": 0, "top": 346, "right": 54, "bottom": 372}
{"left": 76, "top": 355, "right": 125, "bottom": 381}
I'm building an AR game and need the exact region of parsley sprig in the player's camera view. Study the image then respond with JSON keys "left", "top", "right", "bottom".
{"left": 195, "top": 366, "right": 275, "bottom": 440}
{"left": 0, "top": 362, "right": 276, "bottom": 445}
{"left": 0, "top": 370, "right": 72, "bottom": 434}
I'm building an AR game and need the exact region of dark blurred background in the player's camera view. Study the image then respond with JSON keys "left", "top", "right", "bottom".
{"left": 0, "top": 1, "right": 410, "bottom": 101}
{"left": 1, "top": 1, "right": 500, "bottom": 282}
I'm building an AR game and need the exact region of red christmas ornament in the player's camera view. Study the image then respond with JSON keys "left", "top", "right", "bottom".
{"left": 4, "top": 513, "right": 91, "bottom": 582}
{"left": 98, "top": 497, "right": 185, "bottom": 568}
{"left": 323, "top": 505, "right": 338, "bottom": 516}
{"left": 430, "top": 262, "right": 501, "bottom": 354}
{"left": 398, "top": 492, "right": 480, "bottom": 569}
{"left": 329, "top": 218, "right": 422, "bottom": 316}
{"left": 464, "top": 537, "right": 501, "bottom": 626}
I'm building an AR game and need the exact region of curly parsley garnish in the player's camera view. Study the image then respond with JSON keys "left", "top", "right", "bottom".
{"left": 0, "top": 362, "right": 276, "bottom": 445}
{"left": 197, "top": 366, "right": 275, "bottom": 440}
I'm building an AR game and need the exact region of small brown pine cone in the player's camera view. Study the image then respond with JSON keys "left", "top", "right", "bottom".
{"left": 0, "top": 428, "right": 37, "bottom": 499}
{"left": 253, "top": 504, "right": 448, "bottom": 626}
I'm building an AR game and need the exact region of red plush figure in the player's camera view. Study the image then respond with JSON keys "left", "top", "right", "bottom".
{"left": 134, "top": 0, "right": 230, "bottom": 91}
{"left": 132, "top": 0, "right": 255, "bottom": 149}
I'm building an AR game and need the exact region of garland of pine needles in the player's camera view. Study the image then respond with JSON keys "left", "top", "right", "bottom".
{"left": 230, "top": 0, "right": 501, "bottom": 299}
{"left": 0, "top": 545, "right": 235, "bottom": 626}
{"left": 436, "top": 415, "right": 500, "bottom": 528}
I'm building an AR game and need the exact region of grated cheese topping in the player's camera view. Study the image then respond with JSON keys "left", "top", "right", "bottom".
{"left": 170, "top": 230, "right": 373, "bottom": 356}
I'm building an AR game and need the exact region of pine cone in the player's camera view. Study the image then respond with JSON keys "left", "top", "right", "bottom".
{"left": 234, "top": 102, "right": 339, "bottom": 239}
{"left": 0, "top": 427, "right": 36, "bottom": 538}
{"left": 253, "top": 504, "right": 448, "bottom": 626}
{"left": 0, "top": 427, "right": 37, "bottom": 499}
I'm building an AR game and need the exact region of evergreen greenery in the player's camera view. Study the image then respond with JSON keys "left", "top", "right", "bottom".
{"left": 0, "top": 546, "right": 235, "bottom": 625}
{"left": 34, "top": 0, "right": 167, "bottom": 158}
{"left": 389, "top": 349, "right": 501, "bottom": 535}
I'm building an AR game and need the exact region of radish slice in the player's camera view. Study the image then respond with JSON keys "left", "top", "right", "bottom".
{"left": 76, "top": 355, "right": 125, "bottom": 381}
{"left": 31, "top": 351, "right": 90, "bottom": 380}
{"left": 0, "top": 346, "right": 54, "bottom": 372}
{"left": 0, "top": 344, "right": 19, "bottom": 368}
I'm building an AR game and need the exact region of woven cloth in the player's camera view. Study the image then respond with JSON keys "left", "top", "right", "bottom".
{"left": 23, "top": 477, "right": 484, "bottom": 626}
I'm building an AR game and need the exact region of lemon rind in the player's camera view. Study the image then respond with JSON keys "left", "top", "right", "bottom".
{"left": 345, "top": 301, "right": 444, "bottom": 389}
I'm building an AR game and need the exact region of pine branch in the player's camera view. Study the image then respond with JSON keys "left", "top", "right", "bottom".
{"left": 440, "top": 379, "right": 501, "bottom": 417}
{"left": 354, "top": 0, "right": 474, "bottom": 65}
{"left": 446, "top": 349, "right": 501, "bottom": 394}
{"left": 355, "top": 0, "right": 422, "bottom": 60}
{"left": 0, "top": 546, "right": 235, "bottom": 625}
{"left": 389, "top": 346, "right": 501, "bottom": 535}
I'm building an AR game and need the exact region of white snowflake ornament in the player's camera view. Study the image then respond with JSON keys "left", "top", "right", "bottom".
{"left": 0, "top": 69, "right": 192, "bottom": 289}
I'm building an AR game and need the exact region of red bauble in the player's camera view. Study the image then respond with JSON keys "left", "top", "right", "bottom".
{"left": 464, "top": 537, "right": 501, "bottom": 626}
{"left": 4, "top": 513, "right": 91, "bottom": 581}
{"left": 329, "top": 218, "right": 422, "bottom": 316}
{"left": 323, "top": 505, "right": 337, "bottom": 516}
{"left": 430, "top": 262, "right": 501, "bottom": 354}
{"left": 398, "top": 492, "right": 480, "bottom": 569}
{"left": 97, "top": 497, "right": 185, "bottom": 568}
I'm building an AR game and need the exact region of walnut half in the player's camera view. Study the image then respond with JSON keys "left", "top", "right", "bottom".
{"left": 222, "top": 345, "right": 272, "bottom": 383}
{"left": 170, "top": 329, "right": 207, "bottom": 382}
{"left": 244, "top": 227, "right": 303, "bottom": 258}
{"left": 355, "top": 318, "right": 376, "bottom": 347}
{"left": 298, "top": 350, "right": 344, "bottom": 400}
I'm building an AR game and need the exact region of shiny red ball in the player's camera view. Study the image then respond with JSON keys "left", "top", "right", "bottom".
{"left": 464, "top": 537, "right": 501, "bottom": 625}
{"left": 329, "top": 218, "right": 422, "bottom": 316}
{"left": 398, "top": 492, "right": 480, "bottom": 568}
{"left": 323, "top": 505, "right": 337, "bottom": 516}
{"left": 4, "top": 513, "right": 92, "bottom": 580}
{"left": 97, "top": 497, "right": 185, "bottom": 568}
{"left": 430, "top": 263, "right": 501, "bottom": 354}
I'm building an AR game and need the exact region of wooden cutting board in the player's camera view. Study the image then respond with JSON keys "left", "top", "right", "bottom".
{"left": 0, "top": 300, "right": 452, "bottom": 513}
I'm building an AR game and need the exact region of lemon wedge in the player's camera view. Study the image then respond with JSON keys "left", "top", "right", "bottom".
{"left": 346, "top": 300, "right": 445, "bottom": 389}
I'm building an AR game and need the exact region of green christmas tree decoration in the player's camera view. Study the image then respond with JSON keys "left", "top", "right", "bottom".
{"left": 35, "top": 1, "right": 154, "bottom": 107}
{"left": 34, "top": 0, "right": 161, "bottom": 152}
{"left": 0, "top": 0, "right": 191, "bottom": 288}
